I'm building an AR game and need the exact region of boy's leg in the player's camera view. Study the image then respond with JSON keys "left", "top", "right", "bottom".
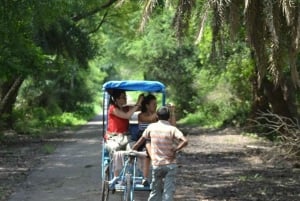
{"left": 145, "top": 141, "right": 152, "bottom": 158}
{"left": 148, "top": 166, "right": 164, "bottom": 201}
{"left": 143, "top": 157, "right": 151, "bottom": 178}
{"left": 163, "top": 164, "right": 177, "bottom": 201}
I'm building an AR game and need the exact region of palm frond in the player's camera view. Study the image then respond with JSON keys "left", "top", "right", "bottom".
{"left": 288, "top": 1, "right": 300, "bottom": 51}
{"left": 290, "top": 51, "right": 300, "bottom": 87}
{"left": 280, "top": 0, "right": 295, "bottom": 25}
{"left": 172, "top": 0, "right": 195, "bottom": 41}
{"left": 245, "top": 0, "right": 267, "bottom": 86}
{"left": 115, "top": 0, "right": 127, "bottom": 7}
{"left": 228, "top": 0, "right": 243, "bottom": 40}
{"left": 268, "top": 52, "right": 282, "bottom": 87}
{"left": 209, "top": 0, "right": 229, "bottom": 61}
{"left": 264, "top": 0, "right": 279, "bottom": 49}
{"left": 138, "top": 0, "right": 157, "bottom": 32}
{"left": 194, "top": 2, "right": 210, "bottom": 44}
{"left": 289, "top": 2, "right": 300, "bottom": 87}
{"left": 295, "top": 5, "right": 300, "bottom": 50}
{"left": 244, "top": 0, "right": 251, "bottom": 14}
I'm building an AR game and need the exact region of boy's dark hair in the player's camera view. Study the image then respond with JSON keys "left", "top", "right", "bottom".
{"left": 156, "top": 106, "right": 170, "bottom": 120}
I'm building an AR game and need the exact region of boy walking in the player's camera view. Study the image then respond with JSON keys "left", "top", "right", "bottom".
{"left": 135, "top": 106, "right": 188, "bottom": 201}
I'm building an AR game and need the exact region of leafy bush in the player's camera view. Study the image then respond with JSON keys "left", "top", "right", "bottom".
{"left": 12, "top": 105, "right": 94, "bottom": 136}
{"left": 45, "top": 113, "right": 86, "bottom": 128}
{"left": 179, "top": 38, "right": 253, "bottom": 128}
{"left": 180, "top": 100, "right": 250, "bottom": 128}
{"left": 180, "top": 63, "right": 251, "bottom": 128}
{"left": 74, "top": 103, "right": 96, "bottom": 120}
{"left": 13, "top": 107, "right": 47, "bottom": 135}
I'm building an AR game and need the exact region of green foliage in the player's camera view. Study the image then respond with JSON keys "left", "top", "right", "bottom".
{"left": 145, "top": 44, "right": 200, "bottom": 116}
{"left": 45, "top": 113, "right": 86, "bottom": 128}
{"left": 180, "top": 37, "right": 253, "bottom": 127}
{"left": 0, "top": 0, "right": 105, "bottom": 132}
{"left": 12, "top": 107, "right": 46, "bottom": 135}
{"left": 15, "top": 56, "right": 104, "bottom": 127}
{"left": 111, "top": 10, "right": 200, "bottom": 116}
{"left": 12, "top": 104, "right": 95, "bottom": 136}
{"left": 36, "top": 18, "right": 97, "bottom": 66}
{"left": 180, "top": 95, "right": 249, "bottom": 128}
{"left": 0, "top": 0, "right": 64, "bottom": 78}
{"left": 224, "top": 45, "right": 254, "bottom": 101}
{"left": 93, "top": 3, "right": 253, "bottom": 127}
{"left": 0, "top": 0, "right": 260, "bottom": 135}
{"left": 74, "top": 104, "right": 97, "bottom": 120}
{"left": 91, "top": 2, "right": 144, "bottom": 80}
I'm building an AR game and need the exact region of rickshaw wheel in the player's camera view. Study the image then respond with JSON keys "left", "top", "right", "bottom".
{"left": 123, "top": 173, "right": 132, "bottom": 201}
{"left": 101, "top": 165, "right": 110, "bottom": 201}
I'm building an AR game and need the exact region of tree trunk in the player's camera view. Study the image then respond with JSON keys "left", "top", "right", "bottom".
{"left": 249, "top": 74, "right": 270, "bottom": 119}
{"left": 262, "top": 78, "right": 297, "bottom": 118}
{"left": 250, "top": 76, "right": 298, "bottom": 120}
{"left": 249, "top": 49, "right": 298, "bottom": 120}
{"left": 249, "top": 52, "right": 271, "bottom": 120}
{"left": 0, "top": 76, "right": 24, "bottom": 129}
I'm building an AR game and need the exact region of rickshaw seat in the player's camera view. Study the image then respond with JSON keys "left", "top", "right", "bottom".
{"left": 129, "top": 123, "right": 140, "bottom": 141}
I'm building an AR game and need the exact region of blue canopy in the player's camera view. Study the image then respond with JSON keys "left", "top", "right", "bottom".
{"left": 102, "top": 80, "right": 165, "bottom": 92}
{"left": 101, "top": 80, "right": 166, "bottom": 140}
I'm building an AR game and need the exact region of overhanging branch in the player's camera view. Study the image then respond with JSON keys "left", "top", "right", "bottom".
{"left": 72, "top": 0, "right": 117, "bottom": 22}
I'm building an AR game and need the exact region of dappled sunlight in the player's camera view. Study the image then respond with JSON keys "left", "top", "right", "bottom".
{"left": 49, "top": 162, "right": 71, "bottom": 168}
{"left": 79, "top": 138, "right": 99, "bottom": 145}
{"left": 75, "top": 127, "right": 101, "bottom": 134}
{"left": 87, "top": 121, "right": 103, "bottom": 125}
{"left": 174, "top": 126, "right": 300, "bottom": 201}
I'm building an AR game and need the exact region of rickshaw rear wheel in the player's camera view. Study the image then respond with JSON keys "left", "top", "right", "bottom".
{"left": 101, "top": 165, "right": 110, "bottom": 201}
{"left": 123, "top": 173, "right": 132, "bottom": 201}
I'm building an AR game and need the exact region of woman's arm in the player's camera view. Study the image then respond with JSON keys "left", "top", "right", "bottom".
{"left": 174, "top": 136, "right": 188, "bottom": 152}
{"left": 112, "top": 104, "right": 140, "bottom": 119}
{"left": 132, "top": 136, "right": 146, "bottom": 150}
{"left": 168, "top": 104, "right": 176, "bottom": 126}
{"left": 112, "top": 94, "right": 144, "bottom": 119}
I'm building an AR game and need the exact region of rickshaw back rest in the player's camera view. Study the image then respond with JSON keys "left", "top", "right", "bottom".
{"left": 129, "top": 123, "right": 140, "bottom": 141}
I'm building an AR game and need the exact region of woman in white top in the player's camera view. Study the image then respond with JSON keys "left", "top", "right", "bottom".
{"left": 136, "top": 94, "right": 158, "bottom": 185}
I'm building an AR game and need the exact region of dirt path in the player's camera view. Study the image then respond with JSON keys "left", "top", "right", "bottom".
{"left": 5, "top": 117, "right": 103, "bottom": 201}
{"left": 1, "top": 117, "right": 300, "bottom": 201}
{"left": 175, "top": 127, "right": 300, "bottom": 201}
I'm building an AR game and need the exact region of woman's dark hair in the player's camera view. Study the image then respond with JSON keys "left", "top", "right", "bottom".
{"left": 156, "top": 106, "right": 170, "bottom": 120}
{"left": 109, "top": 89, "right": 125, "bottom": 106}
{"left": 141, "top": 94, "right": 156, "bottom": 113}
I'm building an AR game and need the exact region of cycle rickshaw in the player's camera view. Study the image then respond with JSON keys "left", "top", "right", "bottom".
{"left": 101, "top": 80, "right": 166, "bottom": 201}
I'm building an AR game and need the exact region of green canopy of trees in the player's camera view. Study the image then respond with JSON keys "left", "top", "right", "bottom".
{"left": 1, "top": 0, "right": 300, "bottom": 149}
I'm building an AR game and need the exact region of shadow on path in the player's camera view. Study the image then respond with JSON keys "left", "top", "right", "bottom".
{"left": 8, "top": 115, "right": 104, "bottom": 201}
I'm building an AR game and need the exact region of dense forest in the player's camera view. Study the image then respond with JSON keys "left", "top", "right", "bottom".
{"left": 1, "top": 1, "right": 300, "bottom": 159}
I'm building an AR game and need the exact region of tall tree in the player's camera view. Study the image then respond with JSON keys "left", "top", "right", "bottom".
{"left": 0, "top": 0, "right": 118, "bottom": 129}
{"left": 139, "top": 0, "right": 300, "bottom": 119}
{"left": 0, "top": 0, "right": 45, "bottom": 127}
